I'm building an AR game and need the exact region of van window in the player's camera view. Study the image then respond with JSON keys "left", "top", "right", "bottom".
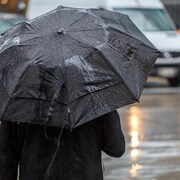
{"left": 113, "top": 8, "right": 176, "bottom": 31}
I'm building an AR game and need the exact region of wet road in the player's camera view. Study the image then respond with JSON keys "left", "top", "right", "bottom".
{"left": 103, "top": 87, "right": 180, "bottom": 180}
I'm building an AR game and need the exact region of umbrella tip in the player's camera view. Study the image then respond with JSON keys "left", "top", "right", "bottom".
{"left": 57, "top": 28, "right": 65, "bottom": 35}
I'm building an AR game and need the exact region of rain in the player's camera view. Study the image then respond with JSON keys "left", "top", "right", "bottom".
{"left": 0, "top": 0, "right": 180, "bottom": 179}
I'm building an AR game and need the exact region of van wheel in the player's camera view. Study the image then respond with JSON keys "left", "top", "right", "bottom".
{"left": 168, "top": 78, "right": 179, "bottom": 87}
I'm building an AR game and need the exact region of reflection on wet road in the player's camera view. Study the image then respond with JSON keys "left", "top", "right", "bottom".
{"left": 103, "top": 87, "right": 180, "bottom": 180}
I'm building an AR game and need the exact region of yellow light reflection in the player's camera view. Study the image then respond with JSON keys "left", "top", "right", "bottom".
{"left": 130, "top": 106, "right": 140, "bottom": 114}
{"left": 129, "top": 106, "right": 143, "bottom": 177}
{"left": 131, "top": 130, "right": 139, "bottom": 147}
{"left": 130, "top": 164, "right": 142, "bottom": 177}
{"left": 129, "top": 107, "right": 140, "bottom": 154}
{"left": 1, "top": 0, "right": 8, "bottom": 5}
{"left": 131, "top": 115, "right": 138, "bottom": 128}
{"left": 129, "top": 108, "right": 140, "bottom": 149}
{"left": 131, "top": 148, "right": 139, "bottom": 158}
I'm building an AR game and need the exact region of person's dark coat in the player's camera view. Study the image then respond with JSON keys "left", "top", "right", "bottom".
{"left": 0, "top": 110, "right": 125, "bottom": 180}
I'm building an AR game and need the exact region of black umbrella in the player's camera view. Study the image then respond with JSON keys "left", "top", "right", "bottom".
{"left": 0, "top": 6, "right": 158, "bottom": 129}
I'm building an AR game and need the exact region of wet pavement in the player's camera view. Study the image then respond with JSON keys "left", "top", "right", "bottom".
{"left": 103, "top": 87, "right": 180, "bottom": 180}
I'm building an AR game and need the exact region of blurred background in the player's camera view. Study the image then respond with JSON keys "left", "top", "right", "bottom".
{"left": 0, "top": 0, "right": 180, "bottom": 179}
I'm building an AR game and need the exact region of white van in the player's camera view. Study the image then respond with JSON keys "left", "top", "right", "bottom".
{"left": 105, "top": 0, "right": 180, "bottom": 86}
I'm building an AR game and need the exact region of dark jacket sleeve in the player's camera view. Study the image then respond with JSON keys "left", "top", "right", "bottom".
{"left": 99, "top": 110, "right": 125, "bottom": 157}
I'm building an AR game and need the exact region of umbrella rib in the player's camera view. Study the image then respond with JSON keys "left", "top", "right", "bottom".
{"left": 65, "top": 12, "right": 89, "bottom": 30}
{"left": 108, "top": 42, "right": 141, "bottom": 61}
{"left": 0, "top": 35, "right": 39, "bottom": 55}
{"left": 108, "top": 43, "right": 124, "bottom": 54}
{"left": 99, "top": 44, "right": 139, "bottom": 100}
{"left": 0, "top": 79, "right": 10, "bottom": 101}
{"left": 63, "top": 34, "right": 99, "bottom": 65}
{"left": 109, "top": 42, "right": 150, "bottom": 96}
{"left": 0, "top": 47, "right": 43, "bottom": 98}
{"left": 0, "top": 63, "right": 32, "bottom": 120}
{"left": 107, "top": 26, "right": 157, "bottom": 51}
{"left": 67, "top": 28, "right": 103, "bottom": 32}
{"left": 0, "top": 45, "right": 46, "bottom": 118}
{"left": 65, "top": 33, "right": 95, "bottom": 50}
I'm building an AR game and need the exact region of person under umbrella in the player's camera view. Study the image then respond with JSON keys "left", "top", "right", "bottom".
{"left": 0, "top": 110, "right": 125, "bottom": 180}
{"left": 0, "top": 6, "right": 158, "bottom": 180}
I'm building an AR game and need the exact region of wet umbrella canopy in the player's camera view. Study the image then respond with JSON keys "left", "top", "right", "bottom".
{"left": 0, "top": 6, "right": 158, "bottom": 129}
